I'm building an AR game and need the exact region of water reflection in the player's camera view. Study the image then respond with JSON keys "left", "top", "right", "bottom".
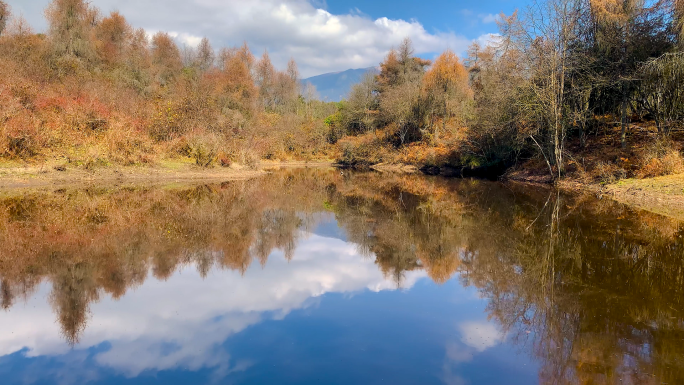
{"left": 0, "top": 169, "right": 682, "bottom": 384}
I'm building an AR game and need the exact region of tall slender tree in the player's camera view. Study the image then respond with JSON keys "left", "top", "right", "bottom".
{"left": 0, "top": 1, "right": 9, "bottom": 38}
{"left": 45, "top": 0, "right": 97, "bottom": 61}
{"left": 256, "top": 50, "right": 276, "bottom": 110}
{"left": 151, "top": 32, "right": 182, "bottom": 84}
{"left": 195, "top": 37, "right": 214, "bottom": 72}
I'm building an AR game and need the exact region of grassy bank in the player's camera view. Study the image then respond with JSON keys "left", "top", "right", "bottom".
{"left": 601, "top": 174, "right": 684, "bottom": 220}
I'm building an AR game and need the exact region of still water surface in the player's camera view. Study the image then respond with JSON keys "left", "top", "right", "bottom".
{"left": 0, "top": 169, "right": 683, "bottom": 384}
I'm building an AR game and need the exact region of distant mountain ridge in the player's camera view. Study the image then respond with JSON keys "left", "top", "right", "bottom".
{"left": 302, "top": 67, "right": 380, "bottom": 102}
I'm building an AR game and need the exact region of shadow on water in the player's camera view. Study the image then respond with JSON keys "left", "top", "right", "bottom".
{"left": 0, "top": 168, "right": 683, "bottom": 384}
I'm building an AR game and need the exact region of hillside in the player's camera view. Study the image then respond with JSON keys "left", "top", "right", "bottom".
{"left": 302, "top": 67, "right": 380, "bottom": 102}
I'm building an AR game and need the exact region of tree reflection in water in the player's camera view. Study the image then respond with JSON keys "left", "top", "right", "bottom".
{"left": 0, "top": 168, "right": 682, "bottom": 383}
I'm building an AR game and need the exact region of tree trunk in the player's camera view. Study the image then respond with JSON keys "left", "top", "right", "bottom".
{"left": 620, "top": 90, "right": 628, "bottom": 149}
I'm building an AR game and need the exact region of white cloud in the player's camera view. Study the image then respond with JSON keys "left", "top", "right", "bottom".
{"left": 458, "top": 321, "right": 503, "bottom": 352}
{"left": 481, "top": 13, "right": 500, "bottom": 24}
{"left": 445, "top": 342, "right": 474, "bottom": 363}
{"left": 476, "top": 33, "right": 502, "bottom": 49}
{"left": 0, "top": 232, "right": 427, "bottom": 381}
{"left": 175, "top": 32, "right": 204, "bottom": 48}
{"left": 7, "top": 0, "right": 477, "bottom": 77}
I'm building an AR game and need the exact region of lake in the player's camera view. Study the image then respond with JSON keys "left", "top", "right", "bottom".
{"left": 0, "top": 168, "right": 682, "bottom": 384}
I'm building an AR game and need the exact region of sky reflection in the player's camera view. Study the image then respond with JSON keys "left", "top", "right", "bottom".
{"left": 0, "top": 223, "right": 536, "bottom": 385}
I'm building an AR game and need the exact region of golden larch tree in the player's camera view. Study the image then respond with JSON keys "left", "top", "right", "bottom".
{"left": 423, "top": 50, "right": 472, "bottom": 143}
{"left": 151, "top": 32, "right": 182, "bottom": 84}
{"left": 94, "top": 11, "right": 130, "bottom": 66}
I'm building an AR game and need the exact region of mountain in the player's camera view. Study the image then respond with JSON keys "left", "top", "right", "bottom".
{"left": 302, "top": 67, "right": 380, "bottom": 102}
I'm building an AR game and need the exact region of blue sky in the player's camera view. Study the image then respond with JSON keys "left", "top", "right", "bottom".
{"left": 325, "top": 0, "right": 520, "bottom": 39}
{"left": 7, "top": 0, "right": 526, "bottom": 77}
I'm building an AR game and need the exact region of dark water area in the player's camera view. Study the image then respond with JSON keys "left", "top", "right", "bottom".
{"left": 0, "top": 169, "right": 683, "bottom": 385}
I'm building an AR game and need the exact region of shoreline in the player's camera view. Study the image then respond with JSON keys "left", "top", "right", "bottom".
{"left": 1, "top": 159, "right": 683, "bottom": 222}
{"left": 0, "top": 160, "right": 336, "bottom": 190}
{"left": 344, "top": 161, "right": 684, "bottom": 222}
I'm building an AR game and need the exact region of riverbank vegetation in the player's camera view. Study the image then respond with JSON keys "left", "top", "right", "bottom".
{"left": 1, "top": 0, "right": 683, "bottom": 186}
{"left": 331, "top": 0, "right": 684, "bottom": 183}
{"left": 0, "top": 0, "right": 336, "bottom": 169}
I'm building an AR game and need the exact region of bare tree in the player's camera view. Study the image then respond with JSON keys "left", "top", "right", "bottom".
{"left": 0, "top": 1, "right": 9, "bottom": 38}
{"left": 638, "top": 52, "right": 684, "bottom": 134}
{"left": 195, "top": 37, "right": 214, "bottom": 72}
{"left": 677, "top": 0, "right": 684, "bottom": 48}
{"left": 512, "top": 0, "right": 585, "bottom": 179}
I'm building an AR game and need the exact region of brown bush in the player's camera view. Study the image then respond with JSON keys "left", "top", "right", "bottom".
{"left": 2, "top": 113, "right": 42, "bottom": 158}
{"left": 636, "top": 139, "right": 684, "bottom": 178}
{"left": 187, "top": 133, "right": 220, "bottom": 167}
{"left": 594, "top": 161, "right": 627, "bottom": 184}
{"left": 338, "top": 132, "right": 392, "bottom": 166}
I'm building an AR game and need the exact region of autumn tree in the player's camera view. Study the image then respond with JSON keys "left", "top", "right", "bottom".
{"left": 214, "top": 45, "right": 258, "bottom": 119}
{"left": 377, "top": 38, "right": 431, "bottom": 90}
{"left": 45, "top": 0, "right": 97, "bottom": 63}
{"left": 0, "top": 1, "right": 9, "bottom": 38}
{"left": 256, "top": 50, "right": 276, "bottom": 110}
{"left": 195, "top": 37, "right": 214, "bottom": 72}
{"left": 94, "top": 11, "right": 130, "bottom": 66}
{"left": 151, "top": 32, "right": 182, "bottom": 84}
{"left": 220, "top": 42, "right": 254, "bottom": 72}
{"left": 340, "top": 72, "right": 379, "bottom": 135}
{"left": 423, "top": 50, "right": 472, "bottom": 143}
{"left": 376, "top": 38, "right": 431, "bottom": 145}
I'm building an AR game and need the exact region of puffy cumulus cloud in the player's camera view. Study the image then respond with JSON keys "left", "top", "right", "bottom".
{"left": 9, "top": 0, "right": 477, "bottom": 77}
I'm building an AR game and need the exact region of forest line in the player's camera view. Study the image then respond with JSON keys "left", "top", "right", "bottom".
{"left": 0, "top": 0, "right": 683, "bottom": 184}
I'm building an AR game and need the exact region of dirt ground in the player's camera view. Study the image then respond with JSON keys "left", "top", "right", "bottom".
{"left": 0, "top": 160, "right": 335, "bottom": 190}
{"left": 603, "top": 174, "right": 684, "bottom": 221}
{"left": 559, "top": 174, "right": 684, "bottom": 221}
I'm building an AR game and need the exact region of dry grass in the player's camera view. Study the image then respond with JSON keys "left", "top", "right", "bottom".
{"left": 337, "top": 127, "right": 465, "bottom": 168}
{"left": 605, "top": 173, "right": 684, "bottom": 220}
